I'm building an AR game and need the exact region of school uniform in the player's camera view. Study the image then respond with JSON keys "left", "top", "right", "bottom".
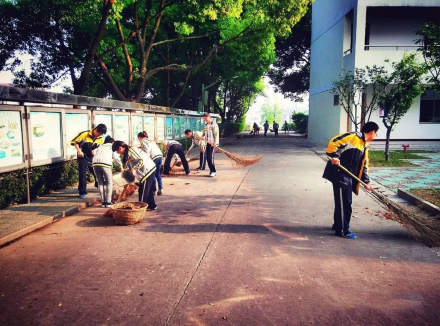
{"left": 70, "top": 129, "right": 104, "bottom": 196}
{"left": 163, "top": 140, "right": 190, "bottom": 175}
{"left": 140, "top": 139, "right": 164, "bottom": 192}
{"left": 323, "top": 132, "right": 370, "bottom": 236}
{"left": 203, "top": 121, "right": 219, "bottom": 174}
{"left": 127, "top": 147, "right": 157, "bottom": 209}
{"left": 187, "top": 131, "right": 207, "bottom": 170}
{"left": 92, "top": 143, "right": 123, "bottom": 205}
{"left": 263, "top": 122, "right": 269, "bottom": 136}
{"left": 273, "top": 123, "right": 279, "bottom": 137}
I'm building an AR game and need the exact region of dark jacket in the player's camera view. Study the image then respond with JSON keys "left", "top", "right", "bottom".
{"left": 322, "top": 132, "right": 370, "bottom": 195}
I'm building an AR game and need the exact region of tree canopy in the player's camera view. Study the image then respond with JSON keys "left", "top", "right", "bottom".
{"left": 1, "top": 0, "right": 312, "bottom": 113}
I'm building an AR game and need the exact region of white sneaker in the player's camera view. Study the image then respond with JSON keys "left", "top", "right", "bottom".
{"left": 209, "top": 172, "right": 217, "bottom": 177}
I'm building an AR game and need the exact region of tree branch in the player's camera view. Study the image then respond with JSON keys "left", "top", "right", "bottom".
{"left": 152, "top": 31, "right": 218, "bottom": 47}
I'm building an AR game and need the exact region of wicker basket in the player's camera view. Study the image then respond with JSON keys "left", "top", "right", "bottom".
{"left": 111, "top": 202, "right": 148, "bottom": 225}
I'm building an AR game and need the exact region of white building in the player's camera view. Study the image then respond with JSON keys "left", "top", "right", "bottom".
{"left": 308, "top": 0, "right": 440, "bottom": 147}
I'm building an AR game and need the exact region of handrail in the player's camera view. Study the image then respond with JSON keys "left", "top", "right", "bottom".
{"left": 364, "top": 45, "right": 421, "bottom": 51}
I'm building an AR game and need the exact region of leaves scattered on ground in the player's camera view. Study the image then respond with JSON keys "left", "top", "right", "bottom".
{"left": 409, "top": 188, "right": 440, "bottom": 207}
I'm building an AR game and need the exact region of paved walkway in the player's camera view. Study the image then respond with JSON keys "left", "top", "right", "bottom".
{"left": 1, "top": 133, "right": 439, "bottom": 326}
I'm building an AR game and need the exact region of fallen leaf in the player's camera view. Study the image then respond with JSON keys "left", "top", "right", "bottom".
{"left": 140, "top": 293, "right": 144, "bottom": 296}
{"left": 222, "top": 316, "right": 227, "bottom": 320}
{"left": 185, "top": 183, "right": 190, "bottom": 185}
{"left": 57, "top": 303, "right": 62, "bottom": 307}
{"left": 209, "top": 303, "right": 215, "bottom": 306}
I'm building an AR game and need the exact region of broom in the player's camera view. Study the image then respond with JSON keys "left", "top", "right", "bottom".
{"left": 207, "top": 142, "right": 263, "bottom": 168}
{"left": 327, "top": 157, "right": 440, "bottom": 247}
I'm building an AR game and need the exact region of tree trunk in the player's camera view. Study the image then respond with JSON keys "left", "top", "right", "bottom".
{"left": 385, "top": 127, "right": 392, "bottom": 161}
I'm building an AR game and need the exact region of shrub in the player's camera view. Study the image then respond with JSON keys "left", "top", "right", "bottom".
{"left": 291, "top": 113, "right": 308, "bottom": 133}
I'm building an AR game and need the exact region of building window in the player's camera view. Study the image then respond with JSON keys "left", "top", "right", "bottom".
{"left": 343, "top": 11, "right": 354, "bottom": 56}
{"left": 420, "top": 90, "right": 440, "bottom": 123}
{"left": 333, "top": 95, "right": 339, "bottom": 106}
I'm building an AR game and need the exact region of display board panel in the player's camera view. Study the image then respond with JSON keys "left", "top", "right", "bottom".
{"left": 174, "top": 117, "right": 180, "bottom": 139}
{"left": 131, "top": 115, "right": 143, "bottom": 146}
{"left": 30, "top": 111, "right": 63, "bottom": 161}
{"left": 157, "top": 117, "right": 165, "bottom": 141}
{"left": 180, "top": 117, "right": 186, "bottom": 137}
{"left": 166, "top": 117, "right": 173, "bottom": 139}
{"left": 189, "top": 118, "right": 196, "bottom": 131}
{"left": 144, "top": 116, "right": 155, "bottom": 140}
{"left": 66, "top": 113, "right": 89, "bottom": 157}
{"left": 94, "top": 114, "right": 113, "bottom": 138}
{"left": 0, "top": 110, "right": 24, "bottom": 168}
{"left": 114, "top": 115, "right": 129, "bottom": 143}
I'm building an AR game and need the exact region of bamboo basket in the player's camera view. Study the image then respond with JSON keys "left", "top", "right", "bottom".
{"left": 111, "top": 202, "right": 148, "bottom": 225}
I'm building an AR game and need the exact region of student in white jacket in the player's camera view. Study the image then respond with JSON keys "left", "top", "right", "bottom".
{"left": 112, "top": 140, "right": 157, "bottom": 210}
{"left": 138, "top": 131, "right": 164, "bottom": 195}
{"left": 92, "top": 136, "right": 123, "bottom": 208}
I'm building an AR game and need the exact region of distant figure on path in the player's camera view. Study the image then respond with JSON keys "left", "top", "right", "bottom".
{"left": 284, "top": 121, "right": 289, "bottom": 133}
{"left": 185, "top": 129, "right": 207, "bottom": 171}
{"left": 263, "top": 121, "right": 269, "bottom": 136}
{"left": 323, "top": 121, "right": 378, "bottom": 239}
{"left": 273, "top": 122, "right": 279, "bottom": 137}
{"left": 252, "top": 122, "right": 260, "bottom": 136}
{"left": 71, "top": 124, "right": 107, "bottom": 198}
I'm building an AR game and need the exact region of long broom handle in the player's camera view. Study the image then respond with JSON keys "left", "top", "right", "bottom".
{"left": 326, "top": 157, "right": 370, "bottom": 188}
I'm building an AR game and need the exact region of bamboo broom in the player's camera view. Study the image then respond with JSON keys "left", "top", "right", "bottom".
{"left": 208, "top": 142, "right": 263, "bottom": 168}
{"left": 327, "top": 157, "right": 440, "bottom": 247}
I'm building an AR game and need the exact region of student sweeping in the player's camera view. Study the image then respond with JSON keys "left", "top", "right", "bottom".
{"left": 323, "top": 122, "right": 378, "bottom": 239}
{"left": 202, "top": 112, "right": 219, "bottom": 177}
{"left": 112, "top": 141, "right": 157, "bottom": 210}
{"left": 162, "top": 140, "right": 190, "bottom": 176}
{"left": 184, "top": 129, "right": 207, "bottom": 170}
{"left": 92, "top": 136, "right": 123, "bottom": 208}
{"left": 138, "top": 132, "right": 164, "bottom": 195}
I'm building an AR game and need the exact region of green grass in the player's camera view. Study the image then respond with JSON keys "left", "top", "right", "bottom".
{"left": 369, "top": 150, "right": 431, "bottom": 167}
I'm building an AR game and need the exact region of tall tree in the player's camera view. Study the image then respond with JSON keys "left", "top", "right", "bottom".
{"left": 416, "top": 22, "right": 440, "bottom": 91}
{"left": 378, "top": 55, "right": 425, "bottom": 161}
{"left": 267, "top": 6, "right": 311, "bottom": 102}
{"left": 1, "top": 0, "right": 312, "bottom": 105}
{"left": 260, "top": 102, "right": 284, "bottom": 125}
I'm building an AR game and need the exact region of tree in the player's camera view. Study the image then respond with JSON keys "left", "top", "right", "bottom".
{"left": 291, "top": 112, "right": 308, "bottom": 133}
{"left": 416, "top": 22, "right": 440, "bottom": 91}
{"left": 331, "top": 66, "right": 388, "bottom": 131}
{"left": 377, "top": 54, "right": 425, "bottom": 161}
{"left": 260, "top": 102, "right": 284, "bottom": 125}
{"left": 1, "top": 0, "right": 312, "bottom": 104}
{"left": 267, "top": 6, "right": 311, "bottom": 102}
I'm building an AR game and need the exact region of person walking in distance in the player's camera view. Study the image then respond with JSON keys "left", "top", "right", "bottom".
{"left": 185, "top": 129, "right": 207, "bottom": 171}
{"left": 273, "top": 121, "right": 279, "bottom": 137}
{"left": 163, "top": 140, "right": 190, "bottom": 176}
{"left": 284, "top": 121, "right": 289, "bottom": 134}
{"left": 202, "top": 112, "right": 219, "bottom": 177}
{"left": 323, "top": 121, "right": 379, "bottom": 239}
{"left": 263, "top": 121, "right": 269, "bottom": 137}
{"left": 112, "top": 141, "right": 157, "bottom": 210}
{"left": 71, "top": 124, "right": 107, "bottom": 198}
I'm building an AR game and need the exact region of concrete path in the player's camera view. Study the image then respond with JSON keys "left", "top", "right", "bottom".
{"left": 1, "top": 134, "right": 439, "bottom": 326}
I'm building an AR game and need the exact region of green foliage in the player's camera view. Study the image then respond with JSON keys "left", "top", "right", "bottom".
{"left": 416, "top": 22, "right": 440, "bottom": 91}
{"left": 282, "top": 122, "right": 295, "bottom": 131}
{"left": 331, "top": 66, "right": 388, "bottom": 131}
{"left": 369, "top": 150, "right": 429, "bottom": 167}
{"left": 218, "top": 122, "right": 245, "bottom": 137}
{"left": 291, "top": 112, "right": 308, "bottom": 133}
{"left": 0, "top": 161, "right": 80, "bottom": 209}
{"left": 260, "top": 102, "right": 284, "bottom": 125}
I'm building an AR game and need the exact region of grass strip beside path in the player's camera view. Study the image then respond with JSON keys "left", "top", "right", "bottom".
{"left": 369, "top": 150, "right": 430, "bottom": 167}
{"left": 409, "top": 189, "right": 440, "bottom": 208}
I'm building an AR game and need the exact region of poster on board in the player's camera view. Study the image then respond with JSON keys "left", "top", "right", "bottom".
{"left": 144, "top": 116, "right": 155, "bottom": 140}
{"left": 166, "top": 117, "right": 173, "bottom": 139}
{"left": 190, "top": 118, "right": 196, "bottom": 131}
{"left": 0, "top": 110, "right": 24, "bottom": 168}
{"left": 94, "top": 114, "right": 113, "bottom": 138}
{"left": 30, "top": 111, "right": 63, "bottom": 161}
{"left": 180, "top": 117, "right": 186, "bottom": 137}
{"left": 157, "top": 117, "right": 165, "bottom": 141}
{"left": 174, "top": 117, "right": 180, "bottom": 139}
{"left": 114, "top": 115, "right": 129, "bottom": 143}
{"left": 66, "top": 113, "right": 89, "bottom": 157}
{"left": 132, "top": 115, "right": 143, "bottom": 146}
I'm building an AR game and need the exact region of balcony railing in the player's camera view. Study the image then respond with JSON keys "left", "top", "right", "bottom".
{"left": 364, "top": 45, "right": 421, "bottom": 51}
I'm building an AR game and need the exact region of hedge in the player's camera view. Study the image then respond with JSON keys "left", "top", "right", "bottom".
{"left": 218, "top": 122, "right": 246, "bottom": 137}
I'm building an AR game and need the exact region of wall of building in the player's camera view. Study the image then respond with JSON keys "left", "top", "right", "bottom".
{"left": 309, "top": 0, "right": 356, "bottom": 145}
